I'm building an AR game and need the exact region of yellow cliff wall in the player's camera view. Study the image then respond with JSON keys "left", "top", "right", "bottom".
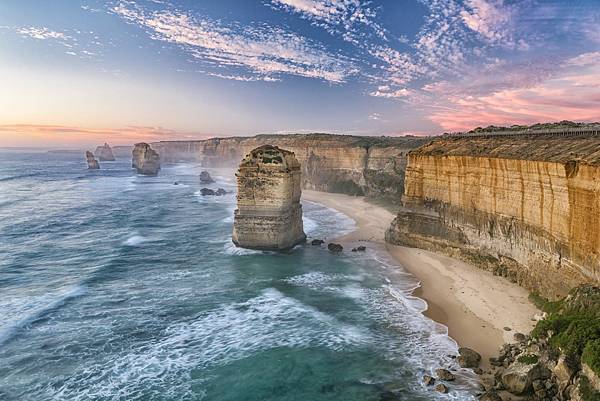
{"left": 388, "top": 135, "right": 600, "bottom": 298}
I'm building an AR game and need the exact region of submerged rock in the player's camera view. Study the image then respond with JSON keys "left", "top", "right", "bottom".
{"left": 200, "top": 188, "right": 227, "bottom": 196}
{"left": 434, "top": 383, "right": 448, "bottom": 393}
{"left": 436, "top": 369, "right": 456, "bottom": 381}
{"left": 215, "top": 188, "right": 227, "bottom": 196}
{"left": 199, "top": 170, "right": 215, "bottom": 184}
{"left": 328, "top": 243, "right": 343, "bottom": 253}
{"left": 95, "top": 142, "right": 115, "bottom": 161}
{"left": 132, "top": 143, "right": 160, "bottom": 176}
{"left": 232, "top": 145, "right": 306, "bottom": 250}
{"left": 311, "top": 239, "right": 325, "bottom": 246}
{"left": 351, "top": 246, "right": 367, "bottom": 252}
{"left": 85, "top": 151, "right": 100, "bottom": 169}
{"left": 423, "top": 375, "right": 435, "bottom": 386}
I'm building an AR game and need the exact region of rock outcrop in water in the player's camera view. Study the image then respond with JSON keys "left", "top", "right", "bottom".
{"left": 85, "top": 151, "right": 100, "bottom": 169}
{"left": 132, "top": 143, "right": 161, "bottom": 176}
{"left": 94, "top": 143, "right": 116, "bottom": 161}
{"left": 385, "top": 132, "right": 600, "bottom": 299}
{"left": 199, "top": 171, "right": 214, "bottom": 184}
{"left": 232, "top": 145, "right": 306, "bottom": 250}
{"left": 150, "top": 134, "right": 430, "bottom": 203}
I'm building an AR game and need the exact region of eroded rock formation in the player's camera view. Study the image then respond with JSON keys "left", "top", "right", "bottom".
{"left": 85, "top": 151, "right": 100, "bottom": 169}
{"left": 232, "top": 145, "right": 305, "bottom": 250}
{"left": 95, "top": 143, "right": 115, "bottom": 161}
{"left": 199, "top": 171, "right": 214, "bottom": 184}
{"left": 132, "top": 143, "right": 160, "bottom": 176}
{"left": 386, "top": 133, "right": 600, "bottom": 299}
{"left": 150, "top": 134, "right": 430, "bottom": 202}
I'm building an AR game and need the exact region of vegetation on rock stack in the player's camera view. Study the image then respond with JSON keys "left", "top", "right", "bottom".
{"left": 531, "top": 285, "right": 600, "bottom": 377}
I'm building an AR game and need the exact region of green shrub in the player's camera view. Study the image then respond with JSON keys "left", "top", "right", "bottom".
{"left": 529, "top": 292, "right": 563, "bottom": 314}
{"left": 583, "top": 339, "right": 600, "bottom": 375}
{"left": 517, "top": 354, "right": 539, "bottom": 365}
{"left": 580, "top": 375, "right": 600, "bottom": 401}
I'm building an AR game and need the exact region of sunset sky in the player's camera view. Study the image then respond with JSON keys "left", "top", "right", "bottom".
{"left": 1, "top": 0, "right": 599, "bottom": 147}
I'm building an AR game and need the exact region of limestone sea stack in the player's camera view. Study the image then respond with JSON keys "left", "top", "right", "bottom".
{"left": 232, "top": 145, "right": 306, "bottom": 250}
{"left": 95, "top": 142, "right": 116, "bottom": 161}
{"left": 132, "top": 143, "right": 161, "bottom": 176}
{"left": 85, "top": 151, "right": 100, "bottom": 169}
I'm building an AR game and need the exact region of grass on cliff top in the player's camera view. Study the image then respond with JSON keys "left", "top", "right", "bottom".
{"left": 530, "top": 287, "right": 600, "bottom": 377}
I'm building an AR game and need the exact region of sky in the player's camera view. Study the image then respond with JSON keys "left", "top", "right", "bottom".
{"left": 0, "top": 0, "right": 599, "bottom": 147}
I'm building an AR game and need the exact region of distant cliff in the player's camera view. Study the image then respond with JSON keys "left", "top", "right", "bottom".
{"left": 151, "top": 134, "right": 430, "bottom": 202}
{"left": 386, "top": 132, "right": 600, "bottom": 299}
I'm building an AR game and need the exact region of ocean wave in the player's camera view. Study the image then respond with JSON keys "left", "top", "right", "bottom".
{"left": 0, "top": 285, "right": 86, "bottom": 346}
{"left": 43, "top": 288, "right": 368, "bottom": 401}
{"left": 223, "top": 240, "right": 263, "bottom": 255}
{"left": 122, "top": 232, "right": 150, "bottom": 246}
{"left": 0, "top": 172, "right": 40, "bottom": 182}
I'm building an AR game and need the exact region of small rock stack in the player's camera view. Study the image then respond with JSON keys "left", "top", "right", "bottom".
{"left": 95, "top": 142, "right": 116, "bottom": 161}
{"left": 132, "top": 143, "right": 161, "bottom": 176}
{"left": 85, "top": 151, "right": 100, "bottom": 169}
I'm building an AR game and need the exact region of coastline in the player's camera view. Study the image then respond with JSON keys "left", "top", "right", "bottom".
{"left": 301, "top": 190, "right": 539, "bottom": 366}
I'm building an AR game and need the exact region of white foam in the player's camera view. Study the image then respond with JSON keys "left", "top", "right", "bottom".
{"left": 0, "top": 285, "right": 86, "bottom": 346}
{"left": 223, "top": 240, "right": 263, "bottom": 255}
{"left": 123, "top": 233, "right": 149, "bottom": 246}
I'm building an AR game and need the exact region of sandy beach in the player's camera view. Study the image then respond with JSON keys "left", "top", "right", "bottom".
{"left": 302, "top": 190, "right": 539, "bottom": 366}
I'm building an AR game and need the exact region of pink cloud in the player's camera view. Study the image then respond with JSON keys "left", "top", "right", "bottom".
{"left": 425, "top": 52, "right": 600, "bottom": 131}
{"left": 0, "top": 124, "right": 213, "bottom": 147}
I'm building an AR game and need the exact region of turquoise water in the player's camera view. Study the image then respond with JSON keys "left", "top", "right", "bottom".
{"left": 0, "top": 151, "right": 477, "bottom": 401}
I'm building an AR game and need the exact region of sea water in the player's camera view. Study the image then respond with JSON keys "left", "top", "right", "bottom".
{"left": 0, "top": 151, "right": 478, "bottom": 401}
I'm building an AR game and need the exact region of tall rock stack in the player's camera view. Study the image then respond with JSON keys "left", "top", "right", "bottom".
{"left": 132, "top": 143, "right": 161, "bottom": 176}
{"left": 232, "top": 145, "right": 306, "bottom": 250}
{"left": 95, "top": 143, "right": 116, "bottom": 161}
{"left": 85, "top": 151, "right": 100, "bottom": 169}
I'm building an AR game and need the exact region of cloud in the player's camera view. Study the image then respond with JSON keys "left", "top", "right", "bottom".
{"left": 17, "top": 26, "right": 69, "bottom": 40}
{"left": 369, "top": 86, "right": 412, "bottom": 99}
{"left": 426, "top": 52, "right": 600, "bottom": 131}
{"left": 0, "top": 124, "right": 209, "bottom": 146}
{"left": 112, "top": 1, "right": 355, "bottom": 83}
{"left": 460, "top": 0, "right": 515, "bottom": 46}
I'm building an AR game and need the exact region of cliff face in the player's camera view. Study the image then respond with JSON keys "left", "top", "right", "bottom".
{"left": 151, "top": 134, "right": 429, "bottom": 202}
{"left": 232, "top": 145, "right": 305, "bottom": 250}
{"left": 386, "top": 134, "right": 600, "bottom": 299}
{"left": 132, "top": 143, "right": 161, "bottom": 176}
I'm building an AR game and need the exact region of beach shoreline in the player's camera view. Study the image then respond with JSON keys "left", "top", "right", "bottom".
{"left": 302, "top": 190, "right": 539, "bottom": 366}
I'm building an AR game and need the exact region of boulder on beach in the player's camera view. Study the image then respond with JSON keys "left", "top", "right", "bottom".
{"left": 434, "top": 384, "right": 448, "bottom": 393}
{"left": 95, "top": 142, "right": 116, "bottom": 161}
{"left": 501, "top": 361, "right": 551, "bottom": 395}
{"left": 328, "top": 243, "right": 343, "bottom": 253}
{"left": 132, "top": 143, "right": 160, "bottom": 176}
{"left": 479, "top": 391, "right": 502, "bottom": 401}
{"left": 458, "top": 347, "right": 481, "bottom": 368}
{"left": 85, "top": 151, "right": 100, "bottom": 169}
{"left": 199, "top": 170, "right": 215, "bottom": 184}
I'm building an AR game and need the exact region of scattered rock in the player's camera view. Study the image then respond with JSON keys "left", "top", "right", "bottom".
{"left": 479, "top": 391, "right": 502, "bottom": 401}
{"left": 311, "top": 239, "right": 325, "bottom": 246}
{"left": 132, "top": 143, "right": 160, "bottom": 176}
{"left": 351, "top": 246, "right": 367, "bottom": 252}
{"left": 503, "top": 326, "right": 512, "bottom": 331}
{"left": 95, "top": 142, "right": 115, "bottom": 161}
{"left": 328, "top": 243, "right": 343, "bottom": 253}
{"left": 200, "top": 188, "right": 216, "bottom": 196}
{"left": 85, "top": 151, "right": 100, "bottom": 169}
{"left": 436, "top": 369, "right": 456, "bottom": 381}
{"left": 513, "top": 332, "right": 527, "bottom": 342}
{"left": 501, "top": 361, "right": 551, "bottom": 395}
{"left": 199, "top": 171, "right": 215, "bottom": 184}
{"left": 423, "top": 375, "right": 435, "bottom": 386}
{"left": 458, "top": 347, "right": 482, "bottom": 368}
{"left": 434, "top": 384, "right": 449, "bottom": 393}
{"left": 474, "top": 368, "right": 484, "bottom": 375}
{"left": 174, "top": 182, "right": 179, "bottom": 185}
{"left": 215, "top": 188, "right": 227, "bottom": 196}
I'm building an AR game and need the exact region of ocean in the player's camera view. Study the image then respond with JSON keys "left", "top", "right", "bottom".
{"left": 0, "top": 151, "right": 478, "bottom": 401}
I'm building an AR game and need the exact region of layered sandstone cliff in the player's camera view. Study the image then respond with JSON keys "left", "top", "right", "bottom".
{"left": 232, "top": 145, "right": 306, "bottom": 250}
{"left": 386, "top": 134, "right": 600, "bottom": 299}
{"left": 151, "top": 134, "right": 429, "bottom": 202}
{"left": 132, "top": 143, "right": 161, "bottom": 176}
